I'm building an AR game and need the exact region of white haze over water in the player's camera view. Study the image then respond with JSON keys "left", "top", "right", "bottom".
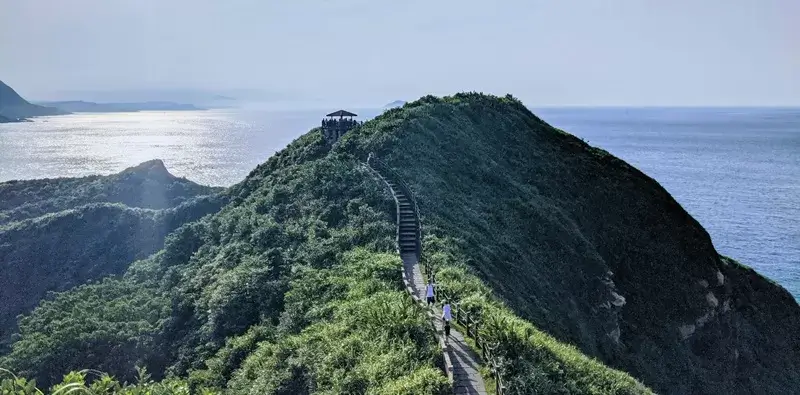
{"left": 0, "top": 107, "right": 797, "bottom": 301}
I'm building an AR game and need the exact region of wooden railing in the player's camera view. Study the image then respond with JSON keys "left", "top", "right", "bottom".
{"left": 422, "top": 260, "right": 508, "bottom": 395}
{"left": 367, "top": 153, "right": 423, "bottom": 259}
{"left": 364, "top": 155, "right": 453, "bottom": 383}
{"left": 400, "top": 266, "right": 455, "bottom": 384}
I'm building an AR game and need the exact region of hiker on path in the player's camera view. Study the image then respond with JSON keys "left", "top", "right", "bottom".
{"left": 442, "top": 300, "right": 452, "bottom": 337}
{"left": 426, "top": 281, "right": 436, "bottom": 306}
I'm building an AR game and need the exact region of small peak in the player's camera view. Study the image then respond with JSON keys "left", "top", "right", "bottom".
{"left": 121, "top": 159, "right": 174, "bottom": 178}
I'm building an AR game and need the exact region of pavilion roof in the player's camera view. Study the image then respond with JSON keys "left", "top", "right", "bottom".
{"left": 326, "top": 110, "right": 358, "bottom": 117}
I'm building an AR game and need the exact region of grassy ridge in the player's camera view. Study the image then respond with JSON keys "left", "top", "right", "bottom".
{"left": 337, "top": 93, "right": 800, "bottom": 394}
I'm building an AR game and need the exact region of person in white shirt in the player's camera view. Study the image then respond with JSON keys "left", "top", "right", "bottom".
{"left": 425, "top": 281, "right": 435, "bottom": 306}
{"left": 442, "top": 301, "right": 452, "bottom": 337}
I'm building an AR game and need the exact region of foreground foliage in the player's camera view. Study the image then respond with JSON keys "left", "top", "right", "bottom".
{"left": 0, "top": 367, "right": 217, "bottom": 394}
{"left": 223, "top": 249, "right": 448, "bottom": 394}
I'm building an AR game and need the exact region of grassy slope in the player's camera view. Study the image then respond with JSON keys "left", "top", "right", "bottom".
{"left": 337, "top": 93, "right": 800, "bottom": 394}
{"left": 0, "top": 161, "right": 225, "bottom": 350}
{"left": 1, "top": 131, "right": 448, "bottom": 393}
{"left": 0, "top": 197, "right": 225, "bottom": 346}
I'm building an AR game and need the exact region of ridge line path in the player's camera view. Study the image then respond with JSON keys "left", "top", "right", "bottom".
{"left": 402, "top": 252, "right": 489, "bottom": 395}
{"left": 368, "top": 160, "right": 488, "bottom": 395}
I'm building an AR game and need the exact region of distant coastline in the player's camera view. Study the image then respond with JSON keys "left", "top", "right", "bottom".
{"left": 34, "top": 100, "right": 205, "bottom": 113}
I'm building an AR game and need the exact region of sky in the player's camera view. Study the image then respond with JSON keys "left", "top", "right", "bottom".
{"left": 1, "top": 0, "right": 798, "bottom": 106}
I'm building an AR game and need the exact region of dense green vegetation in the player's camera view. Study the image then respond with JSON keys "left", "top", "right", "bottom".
{"left": 1, "top": 130, "right": 450, "bottom": 393}
{"left": 2, "top": 93, "right": 798, "bottom": 394}
{"left": 224, "top": 249, "right": 448, "bottom": 395}
{"left": 0, "top": 159, "right": 220, "bottom": 225}
{"left": 1, "top": 367, "right": 217, "bottom": 394}
{"left": 0, "top": 162, "right": 225, "bottom": 350}
{"left": 337, "top": 93, "right": 800, "bottom": 394}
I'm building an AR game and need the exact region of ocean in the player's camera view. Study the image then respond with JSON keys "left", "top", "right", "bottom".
{"left": 0, "top": 107, "right": 797, "bottom": 299}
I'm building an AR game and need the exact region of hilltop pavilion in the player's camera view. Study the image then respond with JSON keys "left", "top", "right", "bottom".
{"left": 322, "top": 110, "right": 359, "bottom": 143}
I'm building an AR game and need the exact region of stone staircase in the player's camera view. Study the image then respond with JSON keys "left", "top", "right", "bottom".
{"left": 367, "top": 154, "right": 488, "bottom": 395}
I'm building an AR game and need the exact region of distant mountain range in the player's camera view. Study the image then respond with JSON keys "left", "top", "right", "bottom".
{"left": 41, "top": 88, "right": 293, "bottom": 108}
{"left": 35, "top": 100, "right": 204, "bottom": 113}
{"left": 0, "top": 80, "right": 66, "bottom": 121}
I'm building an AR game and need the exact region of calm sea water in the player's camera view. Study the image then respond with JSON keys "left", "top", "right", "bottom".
{"left": 0, "top": 107, "right": 797, "bottom": 299}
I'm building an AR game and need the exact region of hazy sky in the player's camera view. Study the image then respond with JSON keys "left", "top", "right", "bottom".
{"left": 1, "top": 0, "right": 798, "bottom": 106}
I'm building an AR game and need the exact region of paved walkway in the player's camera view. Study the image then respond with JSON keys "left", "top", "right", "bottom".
{"left": 368, "top": 156, "right": 488, "bottom": 394}
{"left": 402, "top": 252, "right": 489, "bottom": 394}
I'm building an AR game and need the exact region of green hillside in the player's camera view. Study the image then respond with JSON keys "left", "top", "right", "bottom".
{"left": 1, "top": 93, "right": 798, "bottom": 394}
{"left": 337, "top": 94, "right": 800, "bottom": 394}
{"left": 0, "top": 159, "right": 221, "bottom": 225}
{"left": 0, "top": 162, "right": 225, "bottom": 351}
